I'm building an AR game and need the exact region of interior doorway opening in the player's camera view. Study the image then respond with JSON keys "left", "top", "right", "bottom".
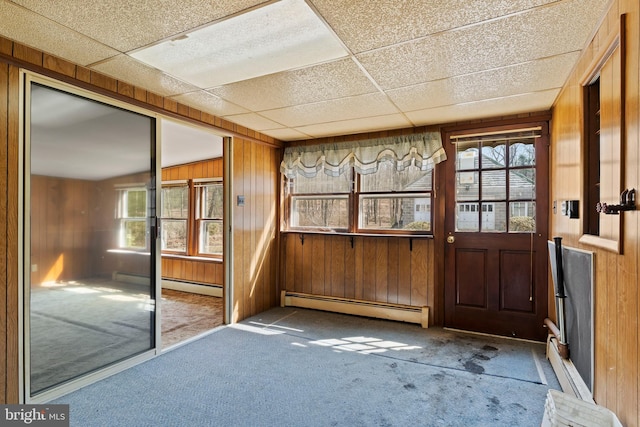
{"left": 158, "top": 118, "right": 226, "bottom": 349}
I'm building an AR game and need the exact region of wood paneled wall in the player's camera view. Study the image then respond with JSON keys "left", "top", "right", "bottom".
{"left": 161, "top": 158, "right": 223, "bottom": 181}
{"left": 0, "top": 63, "right": 19, "bottom": 403}
{"left": 161, "top": 158, "right": 223, "bottom": 286}
{"left": 231, "top": 137, "right": 280, "bottom": 322}
{"left": 30, "top": 176, "right": 95, "bottom": 284}
{"left": 162, "top": 257, "right": 223, "bottom": 286}
{"left": 280, "top": 234, "right": 435, "bottom": 325}
{"left": 550, "top": 1, "right": 639, "bottom": 425}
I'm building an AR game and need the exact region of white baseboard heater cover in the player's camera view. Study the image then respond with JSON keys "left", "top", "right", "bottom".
{"left": 280, "top": 291, "right": 429, "bottom": 328}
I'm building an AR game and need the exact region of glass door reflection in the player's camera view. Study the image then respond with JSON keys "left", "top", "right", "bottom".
{"left": 27, "top": 82, "right": 156, "bottom": 396}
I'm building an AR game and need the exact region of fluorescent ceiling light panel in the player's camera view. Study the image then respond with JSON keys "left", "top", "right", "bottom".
{"left": 130, "top": 0, "right": 348, "bottom": 88}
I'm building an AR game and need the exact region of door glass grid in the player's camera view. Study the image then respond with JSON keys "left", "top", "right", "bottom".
{"left": 454, "top": 131, "right": 538, "bottom": 233}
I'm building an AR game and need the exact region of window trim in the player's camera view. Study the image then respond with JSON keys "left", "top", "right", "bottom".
{"left": 160, "top": 178, "right": 223, "bottom": 259}
{"left": 160, "top": 181, "right": 190, "bottom": 255}
{"left": 578, "top": 14, "right": 625, "bottom": 254}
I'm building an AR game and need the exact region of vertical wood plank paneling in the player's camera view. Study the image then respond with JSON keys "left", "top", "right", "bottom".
{"left": 343, "top": 237, "right": 355, "bottom": 299}
{"left": 311, "top": 236, "right": 325, "bottom": 295}
{"left": 232, "top": 138, "right": 244, "bottom": 322}
{"left": 230, "top": 137, "right": 279, "bottom": 322}
{"left": 6, "top": 64, "right": 19, "bottom": 403}
{"left": 254, "top": 143, "right": 265, "bottom": 315}
{"left": 0, "top": 61, "right": 8, "bottom": 404}
{"left": 549, "top": 2, "right": 640, "bottom": 424}
{"left": 302, "top": 235, "right": 312, "bottom": 294}
{"left": 292, "top": 235, "right": 303, "bottom": 293}
{"left": 244, "top": 139, "right": 254, "bottom": 316}
{"left": 331, "top": 237, "right": 345, "bottom": 298}
{"left": 410, "top": 240, "right": 428, "bottom": 307}
{"left": 362, "top": 239, "right": 376, "bottom": 301}
{"left": 387, "top": 238, "right": 399, "bottom": 304}
{"left": 354, "top": 237, "right": 364, "bottom": 300}
{"left": 397, "top": 239, "right": 412, "bottom": 305}
{"left": 375, "top": 238, "right": 388, "bottom": 302}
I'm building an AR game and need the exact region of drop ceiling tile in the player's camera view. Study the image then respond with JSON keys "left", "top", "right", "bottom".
{"left": 357, "top": 0, "right": 608, "bottom": 89}
{"left": 0, "top": 1, "right": 119, "bottom": 66}
{"left": 130, "top": 0, "right": 348, "bottom": 88}
{"left": 388, "top": 52, "right": 580, "bottom": 112}
{"left": 294, "top": 114, "right": 412, "bottom": 139}
{"left": 262, "top": 128, "right": 312, "bottom": 141}
{"left": 210, "top": 58, "right": 377, "bottom": 111}
{"left": 11, "top": 0, "right": 270, "bottom": 52}
{"left": 223, "top": 113, "right": 284, "bottom": 131}
{"left": 171, "top": 91, "right": 249, "bottom": 117}
{"left": 91, "top": 55, "right": 199, "bottom": 97}
{"left": 312, "top": 0, "right": 558, "bottom": 53}
{"left": 260, "top": 93, "right": 400, "bottom": 128}
{"left": 405, "top": 89, "right": 559, "bottom": 126}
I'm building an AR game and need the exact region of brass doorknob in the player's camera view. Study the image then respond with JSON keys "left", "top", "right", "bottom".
{"left": 447, "top": 235, "right": 455, "bottom": 244}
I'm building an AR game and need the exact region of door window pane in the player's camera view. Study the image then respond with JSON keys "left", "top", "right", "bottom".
{"left": 481, "top": 142, "right": 506, "bottom": 169}
{"left": 509, "top": 169, "right": 536, "bottom": 200}
{"left": 510, "top": 202, "right": 536, "bottom": 232}
{"left": 481, "top": 170, "right": 506, "bottom": 200}
{"left": 509, "top": 141, "right": 536, "bottom": 167}
{"left": 482, "top": 202, "right": 507, "bottom": 232}
{"left": 456, "top": 203, "right": 479, "bottom": 231}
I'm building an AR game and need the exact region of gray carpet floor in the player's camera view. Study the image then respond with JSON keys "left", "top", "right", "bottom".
{"left": 54, "top": 307, "right": 560, "bottom": 426}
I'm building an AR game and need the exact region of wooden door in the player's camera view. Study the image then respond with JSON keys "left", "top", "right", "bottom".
{"left": 443, "top": 124, "right": 549, "bottom": 341}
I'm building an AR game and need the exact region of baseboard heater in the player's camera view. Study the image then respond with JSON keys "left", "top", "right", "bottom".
{"left": 280, "top": 291, "right": 429, "bottom": 328}
{"left": 547, "top": 336, "right": 593, "bottom": 402}
{"left": 112, "top": 271, "right": 150, "bottom": 286}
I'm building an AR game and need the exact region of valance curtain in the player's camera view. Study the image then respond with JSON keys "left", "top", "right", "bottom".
{"left": 280, "top": 132, "right": 447, "bottom": 179}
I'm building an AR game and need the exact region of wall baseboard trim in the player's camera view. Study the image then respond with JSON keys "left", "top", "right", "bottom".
{"left": 547, "top": 336, "right": 593, "bottom": 402}
{"left": 280, "top": 291, "right": 428, "bottom": 328}
{"left": 162, "top": 279, "right": 222, "bottom": 297}
{"left": 111, "top": 272, "right": 222, "bottom": 297}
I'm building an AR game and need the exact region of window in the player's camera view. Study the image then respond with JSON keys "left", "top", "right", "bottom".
{"left": 453, "top": 130, "right": 538, "bottom": 233}
{"left": 281, "top": 133, "right": 445, "bottom": 235}
{"left": 161, "top": 183, "right": 189, "bottom": 252}
{"left": 358, "top": 161, "right": 432, "bottom": 232}
{"left": 288, "top": 170, "right": 351, "bottom": 230}
{"left": 196, "top": 181, "right": 223, "bottom": 255}
{"left": 284, "top": 166, "right": 432, "bottom": 234}
{"left": 117, "top": 187, "right": 148, "bottom": 249}
{"left": 160, "top": 179, "right": 223, "bottom": 257}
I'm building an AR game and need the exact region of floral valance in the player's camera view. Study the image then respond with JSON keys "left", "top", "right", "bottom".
{"left": 280, "top": 132, "right": 446, "bottom": 179}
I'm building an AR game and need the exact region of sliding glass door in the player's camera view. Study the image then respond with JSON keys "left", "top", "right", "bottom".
{"left": 25, "top": 78, "right": 158, "bottom": 398}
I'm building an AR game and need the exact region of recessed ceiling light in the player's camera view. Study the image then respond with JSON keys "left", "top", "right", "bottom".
{"left": 130, "top": 0, "right": 348, "bottom": 88}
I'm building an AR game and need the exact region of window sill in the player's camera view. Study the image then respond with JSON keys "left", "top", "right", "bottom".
{"left": 578, "top": 234, "right": 620, "bottom": 254}
{"left": 281, "top": 230, "right": 433, "bottom": 239}
{"left": 161, "top": 253, "right": 223, "bottom": 262}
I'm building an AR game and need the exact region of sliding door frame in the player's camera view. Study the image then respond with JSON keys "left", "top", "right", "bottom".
{"left": 20, "top": 70, "right": 162, "bottom": 403}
